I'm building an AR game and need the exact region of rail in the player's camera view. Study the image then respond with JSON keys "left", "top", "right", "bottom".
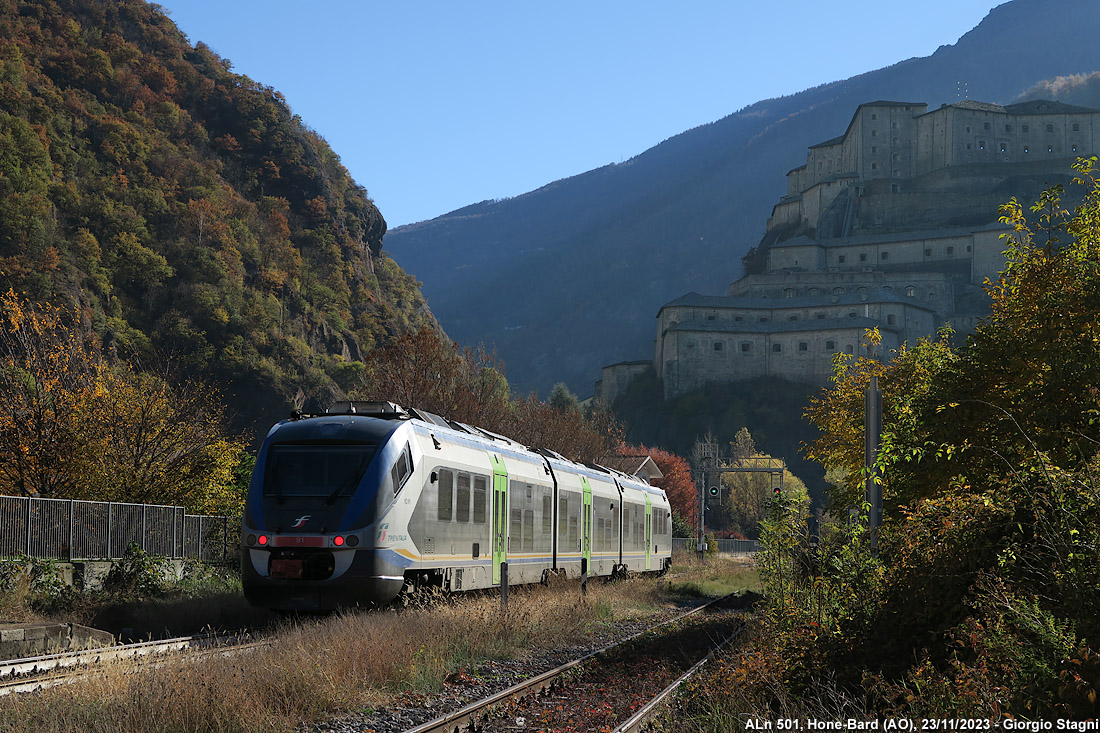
{"left": 0, "top": 495, "right": 238, "bottom": 563}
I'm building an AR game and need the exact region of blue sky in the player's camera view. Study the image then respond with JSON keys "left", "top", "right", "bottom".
{"left": 153, "top": 1, "right": 1004, "bottom": 228}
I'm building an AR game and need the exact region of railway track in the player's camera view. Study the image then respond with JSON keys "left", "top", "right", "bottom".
{"left": 0, "top": 629, "right": 269, "bottom": 696}
{"left": 399, "top": 593, "right": 748, "bottom": 733}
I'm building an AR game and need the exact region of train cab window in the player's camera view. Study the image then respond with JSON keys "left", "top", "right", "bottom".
{"left": 264, "top": 444, "right": 377, "bottom": 501}
{"left": 473, "top": 475, "right": 487, "bottom": 523}
{"left": 391, "top": 444, "right": 412, "bottom": 495}
{"left": 437, "top": 469, "right": 453, "bottom": 521}
{"left": 456, "top": 473, "right": 471, "bottom": 523}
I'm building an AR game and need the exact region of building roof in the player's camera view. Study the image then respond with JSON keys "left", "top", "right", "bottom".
{"left": 667, "top": 315, "right": 897, "bottom": 335}
{"left": 809, "top": 135, "right": 845, "bottom": 149}
{"left": 600, "top": 359, "right": 651, "bottom": 370}
{"left": 597, "top": 454, "right": 663, "bottom": 481}
{"left": 767, "top": 222, "right": 1009, "bottom": 250}
{"left": 1003, "top": 99, "right": 1100, "bottom": 116}
{"left": 661, "top": 288, "right": 937, "bottom": 313}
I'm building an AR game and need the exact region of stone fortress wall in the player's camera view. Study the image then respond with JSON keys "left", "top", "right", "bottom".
{"left": 595, "top": 98, "right": 1100, "bottom": 402}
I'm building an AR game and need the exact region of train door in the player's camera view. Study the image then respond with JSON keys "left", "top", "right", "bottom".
{"left": 491, "top": 454, "right": 508, "bottom": 585}
{"left": 644, "top": 493, "right": 652, "bottom": 571}
{"left": 580, "top": 475, "right": 593, "bottom": 573}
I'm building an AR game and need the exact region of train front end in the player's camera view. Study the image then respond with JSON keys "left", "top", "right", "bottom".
{"left": 241, "top": 403, "right": 412, "bottom": 611}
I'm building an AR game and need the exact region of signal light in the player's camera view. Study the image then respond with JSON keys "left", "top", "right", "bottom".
{"left": 708, "top": 486, "right": 719, "bottom": 497}
{"left": 258, "top": 535, "right": 269, "bottom": 546}
{"left": 773, "top": 487, "right": 782, "bottom": 496}
{"left": 333, "top": 536, "right": 345, "bottom": 547}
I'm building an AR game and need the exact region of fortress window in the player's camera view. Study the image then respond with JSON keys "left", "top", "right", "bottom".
{"left": 740, "top": 342, "right": 752, "bottom": 353}
{"left": 906, "top": 286, "right": 916, "bottom": 297}
{"left": 979, "top": 141, "right": 985, "bottom": 150}
{"left": 871, "top": 146, "right": 877, "bottom": 154}
{"left": 713, "top": 341, "right": 724, "bottom": 352}
{"left": 871, "top": 163, "right": 878, "bottom": 171}
{"left": 892, "top": 121, "right": 898, "bottom": 129}
{"left": 871, "top": 130, "right": 877, "bottom": 137}
{"left": 816, "top": 313, "right": 825, "bottom": 319}
{"left": 833, "top": 287, "right": 844, "bottom": 295}
{"left": 845, "top": 345, "right": 854, "bottom": 354}
{"left": 771, "top": 343, "right": 782, "bottom": 353}
{"left": 966, "top": 143, "right": 972, "bottom": 150}
{"left": 870, "top": 113, "right": 877, "bottom": 120}
{"left": 1022, "top": 125, "right": 1029, "bottom": 133}
{"left": 892, "top": 153, "right": 900, "bottom": 162}
{"left": 784, "top": 288, "right": 795, "bottom": 298}
{"left": 860, "top": 253, "right": 868, "bottom": 262}
{"left": 984, "top": 122, "right": 990, "bottom": 130}
{"left": 838, "top": 255, "right": 846, "bottom": 264}
{"left": 734, "top": 316, "right": 743, "bottom": 322}
{"left": 707, "top": 314, "right": 716, "bottom": 320}
{"left": 826, "top": 340, "right": 836, "bottom": 350}
{"left": 946, "top": 246, "right": 954, "bottom": 256}
{"left": 892, "top": 137, "right": 899, "bottom": 145}
{"left": 1024, "top": 146, "right": 1030, "bottom": 154}
{"left": 1047, "top": 124, "right": 1054, "bottom": 133}
{"left": 966, "top": 126, "right": 971, "bottom": 133}
{"left": 759, "top": 317, "right": 769, "bottom": 322}
{"left": 966, "top": 245, "right": 972, "bottom": 252}
{"left": 1073, "top": 145, "right": 1078, "bottom": 153}
{"left": 799, "top": 342, "right": 808, "bottom": 352}
{"left": 891, "top": 183, "right": 899, "bottom": 192}
{"left": 1048, "top": 146, "right": 1053, "bottom": 153}
{"left": 887, "top": 314, "right": 896, "bottom": 325}
{"left": 1073, "top": 123, "right": 1081, "bottom": 132}
{"left": 788, "top": 315, "right": 799, "bottom": 321}
{"left": 1000, "top": 143, "right": 1007, "bottom": 152}
{"left": 1006, "top": 124, "right": 1012, "bottom": 132}
{"left": 848, "top": 312, "right": 857, "bottom": 318}
{"left": 924, "top": 248, "right": 932, "bottom": 256}
{"left": 881, "top": 252, "right": 889, "bottom": 261}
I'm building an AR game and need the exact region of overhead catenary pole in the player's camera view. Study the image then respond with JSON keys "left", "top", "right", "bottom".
{"left": 864, "top": 375, "right": 883, "bottom": 549}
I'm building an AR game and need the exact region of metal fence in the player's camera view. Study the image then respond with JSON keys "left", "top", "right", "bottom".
{"left": 673, "top": 537, "right": 759, "bottom": 554}
{"left": 0, "top": 495, "right": 239, "bottom": 563}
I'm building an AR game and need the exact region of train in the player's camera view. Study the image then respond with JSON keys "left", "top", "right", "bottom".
{"left": 241, "top": 401, "right": 673, "bottom": 611}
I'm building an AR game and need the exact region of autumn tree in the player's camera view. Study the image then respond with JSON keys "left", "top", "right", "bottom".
{"left": 630, "top": 444, "right": 696, "bottom": 533}
{"left": 0, "top": 290, "right": 245, "bottom": 512}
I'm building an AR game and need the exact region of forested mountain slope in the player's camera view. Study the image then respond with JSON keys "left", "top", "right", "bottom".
{"left": 0, "top": 0, "right": 434, "bottom": 431}
{"left": 386, "top": 0, "right": 1100, "bottom": 397}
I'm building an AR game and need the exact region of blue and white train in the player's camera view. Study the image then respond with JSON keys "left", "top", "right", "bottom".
{"left": 241, "top": 401, "right": 673, "bottom": 611}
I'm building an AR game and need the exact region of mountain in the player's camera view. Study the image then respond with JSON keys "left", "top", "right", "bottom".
{"left": 385, "top": 0, "right": 1100, "bottom": 398}
{"left": 0, "top": 0, "right": 434, "bottom": 432}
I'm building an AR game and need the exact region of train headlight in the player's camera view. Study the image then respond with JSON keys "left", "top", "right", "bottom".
{"left": 333, "top": 536, "right": 345, "bottom": 547}
{"left": 347, "top": 535, "right": 360, "bottom": 547}
{"left": 246, "top": 534, "right": 257, "bottom": 546}
{"left": 258, "top": 535, "right": 269, "bottom": 546}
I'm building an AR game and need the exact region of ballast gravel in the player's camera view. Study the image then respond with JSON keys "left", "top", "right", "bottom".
{"left": 306, "top": 611, "right": 685, "bottom": 733}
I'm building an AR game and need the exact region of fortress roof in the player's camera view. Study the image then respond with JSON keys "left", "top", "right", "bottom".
{"left": 661, "top": 289, "right": 936, "bottom": 313}
{"left": 920, "top": 99, "right": 1100, "bottom": 118}
{"left": 810, "top": 135, "right": 845, "bottom": 149}
{"left": 667, "top": 316, "right": 895, "bottom": 335}
{"left": 768, "top": 222, "right": 1009, "bottom": 249}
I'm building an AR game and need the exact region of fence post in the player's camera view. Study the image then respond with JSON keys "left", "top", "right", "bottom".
{"left": 141, "top": 505, "right": 147, "bottom": 553}
{"left": 68, "top": 499, "right": 74, "bottom": 562}
{"left": 24, "top": 498, "right": 31, "bottom": 557}
{"left": 107, "top": 502, "right": 113, "bottom": 559}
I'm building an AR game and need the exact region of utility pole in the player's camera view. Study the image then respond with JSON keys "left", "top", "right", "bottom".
{"left": 864, "top": 375, "right": 883, "bottom": 550}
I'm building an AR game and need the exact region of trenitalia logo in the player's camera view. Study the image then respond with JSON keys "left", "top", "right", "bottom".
{"left": 290, "top": 515, "right": 311, "bottom": 528}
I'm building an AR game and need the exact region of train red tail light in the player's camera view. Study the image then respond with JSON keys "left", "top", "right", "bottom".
{"left": 333, "top": 536, "right": 345, "bottom": 547}
{"left": 258, "top": 535, "right": 269, "bottom": 546}
{"left": 347, "top": 535, "right": 359, "bottom": 547}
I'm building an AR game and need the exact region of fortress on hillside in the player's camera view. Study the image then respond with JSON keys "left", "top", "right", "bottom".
{"left": 596, "top": 98, "right": 1100, "bottom": 401}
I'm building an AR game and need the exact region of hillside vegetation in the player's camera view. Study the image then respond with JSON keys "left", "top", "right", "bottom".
{"left": 386, "top": 0, "right": 1100, "bottom": 398}
{"left": 0, "top": 0, "right": 433, "bottom": 433}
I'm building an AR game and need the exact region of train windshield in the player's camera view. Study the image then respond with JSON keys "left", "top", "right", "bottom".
{"left": 264, "top": 444, "right": 377, "bottom": 501}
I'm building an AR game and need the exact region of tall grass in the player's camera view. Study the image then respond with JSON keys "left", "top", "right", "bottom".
{"left": 0, "top": 575, "right": 680, "bottom": 732}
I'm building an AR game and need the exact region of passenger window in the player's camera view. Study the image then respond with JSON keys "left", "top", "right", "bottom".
{"left": 542, "top": 495, "right": 552, "bottom": 535}
{"left": 559, "top": 497, "right": 569, "bottom": 536}
{"left": 509, "top": 508, "right": 521, "bottom": 552}
{"left": 472, "top": 475, "right": 487, "bottom": 523}
{"left": 456, "top": 473, "right": 471, "bottom": 523}
{"left": 523, "top": 510, "right": 534, "bottom": 551}
{"left": 437, "top": 469, "right": 453, "bottom": 521}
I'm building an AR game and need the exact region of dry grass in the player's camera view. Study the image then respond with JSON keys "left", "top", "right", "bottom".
{"left": 0, "top": 575, "right": 677, "bottom": 732}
